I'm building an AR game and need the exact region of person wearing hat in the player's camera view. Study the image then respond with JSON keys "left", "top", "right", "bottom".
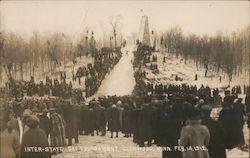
{"left": 22, "top": 109, "right": 32, "bottom": 137}
{"left": 99, "top": 105, "right": 108, "bottom": 136}
{"left": 88, "top": 106, "right": 97, "bottom": 136}
{"left": 232, "top": 98, "right": 246, "bottom": 146}
{"left": 162, "top": 100, "right": 183, "bottom": 158}
{"left": 122, "top": 103, "right": 132, "bottom": 137}
{"left": 179, "top": 106, "right": 210, "bottom": 158}
{"left": 109, "top": 104, "right": 121, "bottom": 138}
{"left": 137, "top": 103, "right": 153, "bottom": 147}
{"left": 49, "top": 107, "right": 66, "bottom": 154}
{"left": 219, "top": 96, "right": 243, "bottom": 149}
{"left": 20, "top": 115, "right": 51, "bottom": 158}
{"left": 234, "top": 98, "right": 246, "bottom": 117}
{"left": 116, "top": 101, "right": 123, "bottom": 132}
{"left": 37, "top": 108, "right": 51, "bottom": 138}
{"left": 64, "top": 103, "right": 79, "bottom": 146}
{"left": 156, "top": 99, "right": 170, "bottom": 146}
{"left": 201, "top": 105, "right": 226, "bottom": 158}
{"left": 93, "top": 102, "right": 102, "bottom": 136}
{"left": 79, "top": 102, "right": 89, "bottom": 135}
{"left": 130, "top": 102, "right": 141, "bottom": 144}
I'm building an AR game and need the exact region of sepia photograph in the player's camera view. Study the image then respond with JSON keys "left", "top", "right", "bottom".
{"left": 0, "top": 1, "right": 249, "bottom": 158}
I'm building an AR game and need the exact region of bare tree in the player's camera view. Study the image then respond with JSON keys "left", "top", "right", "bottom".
{"left": 109, "top": 15, "right": 123, "bottom": 49}
{"left": 0, "top": 32, "right": 4, "bottom": 83}
{"left": 99, "top": 21, "right": 110, "bottom": 47}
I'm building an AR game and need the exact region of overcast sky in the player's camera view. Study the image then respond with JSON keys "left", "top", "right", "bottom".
{"left": 0, "top": 1, "right": 249, "bottom": 39}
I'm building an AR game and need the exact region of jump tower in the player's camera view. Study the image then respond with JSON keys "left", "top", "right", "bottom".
{"left": 138, "top": 15, "right": 151, "bottom": 46}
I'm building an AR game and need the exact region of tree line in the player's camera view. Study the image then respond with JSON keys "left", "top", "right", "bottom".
{"left": 0, "top": 30, "right": 123, "bottom": 85}
{"left": 160, "top": 26, "right": 250, "bottom": 82}
{"left": 0, "top": 32, "right": 88, "bottom": 83}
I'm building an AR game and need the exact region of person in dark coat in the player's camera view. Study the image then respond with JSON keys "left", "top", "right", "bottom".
{"left": 130, "top": 104, "right": 141, "bottom": 143}
{"left": 151, "top": 100, "right": 163, "bottom": 145}
{"left": 74, "top": 103, "right": 82, "bottom": 135}
{"left": 37, "top": 81, "right": 45, "bottom": 96}
{"left": 219, "top": 96, "right": 243, "bottom": 149}
{"left": 157, "top": 101, "right": 171, "bottom": 146}
{"left": 234, "top": 98, "right": 246, "bottom": 116}
{"left": 94, "top": 103, "right": 102, "bottom": 135}
{"left": 122, "top": 103, "right": 132, "bottom": 137}
{"left": 64, "top": 104, "right": 79, "bottom": 146}
{"left": 162, "top": 102, "right": 183, "bottom": 158}
{"left": 138, "top": 103, "right": 153, "bottom": 147}
{"left": 80, "top": 104, "right": 89, "bottom": 135}
{"left": 247, "top": 92, "right": 250, "bottom": 129}
{"left": 245, "top": 93, "right": 250, "bottom": 113}
{"left": 201, "top": 105, "right": 226, "bottom": 158}
{"left": 85, "top": 107, "right": 95, "bottom": 136}
{"left": 109, "top": 104, "right": 121, "bottom": 138}
{"left": 106, "top": 104, "right": 112, "bottom": 131}
{"left": 37, "top": 108, "right": 51, "bottom": 137}
{"left": 100, "top": 106, "right": 107, "bottom": 136}
{"left": 232, "top": 99, "right": 245, "bottom": 146}
{"left": 21, "top": 115, "right": 51, "bottom": 158}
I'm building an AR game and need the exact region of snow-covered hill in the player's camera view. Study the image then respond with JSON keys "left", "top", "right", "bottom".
{"left": 145, "top": 51, "right": 249, "bottom": 89}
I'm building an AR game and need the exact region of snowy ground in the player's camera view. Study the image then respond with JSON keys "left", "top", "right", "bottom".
{"left": 145, "top": 51, "right": 249, "bottom": 89}
{"left": 53, "top": 130, "right": 249, "bottom": 158}
{"left": 43, "top": 56, "right": 94, "bottom": 90}
{"left": 53, "top": 132, "right": 162, "bottom": 158}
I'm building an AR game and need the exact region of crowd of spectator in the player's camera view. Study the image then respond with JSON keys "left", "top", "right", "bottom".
{"left": 1, "top": 81, "right": 250, "bottom": 158}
